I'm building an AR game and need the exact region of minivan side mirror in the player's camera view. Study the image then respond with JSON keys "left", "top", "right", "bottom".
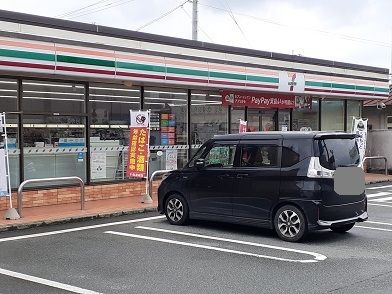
{"left": 195, "top": 158, "right": 205, "bottom": 169}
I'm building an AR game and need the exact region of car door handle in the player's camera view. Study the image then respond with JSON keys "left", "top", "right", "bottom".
{"left": 236, "top": 173, "right": 249, "bottom": 178}
{"left": 218, "top": 174, "right": 231, "bottom": 179}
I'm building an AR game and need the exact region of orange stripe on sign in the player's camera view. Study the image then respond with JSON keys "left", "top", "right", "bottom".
{"left": 165, "top": 58, "right": 208, "bottom": 69}
{"left": 115, "top": 52, "right": 165, "bottom": 64}
{"left": 0, "top": 38, "right": 54, "bottom": 51}
{"left": 55, "top": 45, "right": 115, "bottom": 58}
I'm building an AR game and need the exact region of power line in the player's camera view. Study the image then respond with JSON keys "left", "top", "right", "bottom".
{"left": 219, "top": 0, "right": 251, "bottom": 47}
{"left": 136, "top": 0, "right": 190, "bottom": 32}
{"left": 56, "top": 0, "right": 112, "bottom": 18}
{"left": 180, "top": 5, "right": 213, "bottom": 42}
{"left": 68, "top": 0, "right": 136, "bottom": 20}
{"left": 199, "top": 1, "right": 391, "bottom": 48}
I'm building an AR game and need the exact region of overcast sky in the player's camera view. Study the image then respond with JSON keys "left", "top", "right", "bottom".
{"left": 1, "top": 0, "right": 391, "bottom": 70}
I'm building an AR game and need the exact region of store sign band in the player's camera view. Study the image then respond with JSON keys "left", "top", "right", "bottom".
{"left": 127, "top": 111, "right": 150, "bottom": 179}
{"left": 221, "top": 91, "right": 312, "bottom": 109}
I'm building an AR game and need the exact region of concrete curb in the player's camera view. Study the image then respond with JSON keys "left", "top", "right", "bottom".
{"left": 0, "top": 207, "right": 158, "bottom": 232}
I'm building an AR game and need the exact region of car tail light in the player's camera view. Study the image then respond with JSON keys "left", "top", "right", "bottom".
{"left": 307, "top": 157, "right": 334, "bottom": 179}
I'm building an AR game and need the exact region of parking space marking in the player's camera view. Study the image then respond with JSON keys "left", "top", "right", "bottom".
{"left": 0, "top": 215, "right": 165, "bottom": 243}
{"left": 366, "top": 191, "right": 392, "bottom": 198}
{"left": 356, "top": 226, "right": 392, "bottom": 232}
{"left": 368, "top": 203, "right": 392, "bottom": 208}
{"left": 105, "top": 230, "right": 325, "bottom": 263}
{"left": 0, "top": 268, "right": 101, "bottom": 294}
{"left": 136, "top": 226, "right": 326, "bottom": 262}
{"left": 370, "top": 196, "right": 392, "bottom": 202}
{"left": 367, "top": 221, "right": 392, "bottom": 226}
{"left": 367, "top": 185, "right": 392, "bottom": 190}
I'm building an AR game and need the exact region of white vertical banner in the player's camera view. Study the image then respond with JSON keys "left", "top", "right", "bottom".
{"left": 0, "top": 149, "right": 8, "bottom": 196}
{"left": 239, "top": 119, "right": 247, "bottom": 133}
{"left": 91, "top": 152, "right": 107, "bottom": 180}
{"left": 130, "top": 110, "right": 150, "bottom": 128}
{"left": 165, "top": 149, "right": 178, "bottom": 170}
{"left": 352, "top": 117, "right": 368, "bottom": 165}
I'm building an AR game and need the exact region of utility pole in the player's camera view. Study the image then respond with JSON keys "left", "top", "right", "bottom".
{"left": 192, "top": 0, "right": 198, "bottom": 41}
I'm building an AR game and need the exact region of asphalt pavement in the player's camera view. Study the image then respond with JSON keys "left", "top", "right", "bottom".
{"left": 0, "top": 183, "right": 392, "bottom": 294}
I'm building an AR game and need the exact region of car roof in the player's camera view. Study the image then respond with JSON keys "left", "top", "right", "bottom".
{"left": 213, "top": 131, "right": 356, "bottom": 140}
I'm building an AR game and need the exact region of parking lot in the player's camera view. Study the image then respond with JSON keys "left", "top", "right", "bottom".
{"left": 0, "top": 183, "right": 392, "bottom": 294}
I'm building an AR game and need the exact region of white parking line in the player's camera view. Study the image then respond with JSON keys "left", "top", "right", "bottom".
{"left": 367, "top": 185, "right": 392, "bottom": 190}
{"left": 366, "top": 221, "right": 392, "bottom": 226}
{"left": 356, "top": 226, "right": 392, "bottom": 232}
{"left": 368, "top": 203, "right": 392, "bottom": 208}
{"left": 105, "top": 230, "right": 327, "bottom": 263}
{"left": 0, "top": 268, "right": 101, "bottom": 294}
{"left": 369, "top": 196, "right": 392, "bottom": 202}
{"left": 136, "top": 226, "right": 326, "bottom": 262}
{"left": 366, "top": 191, "right": 392, "bottom": 198}
{"left": 0, "top": 215, "right": 165, "bottom": 243}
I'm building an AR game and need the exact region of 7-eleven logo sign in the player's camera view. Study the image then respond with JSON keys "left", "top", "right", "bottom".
{"left": 278, "top": 71, "right": 305, "bottom": 93}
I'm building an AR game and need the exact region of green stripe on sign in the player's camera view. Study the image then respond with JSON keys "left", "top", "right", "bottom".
{"left": 167, "top": 67, "right": 209, "bottom": 77}
{"left": 57, "top": 55, "right": 115, "bottom": 68}
{"left": 331, "top": 83, "right": 356, "bottom": 90}
{"left": 117, "top": 61, "right": 165, "bottom": 73}
{"left": 375, "top": 87, "right": 389, "bottom": 93}
{"left": 0, "top": 48, "right": 55, "bottom": 62}
{"left": 209, "top": 71, "right": 246, "bottom": 81}
{"left": 247, "top": 75, "right": 279, "bottom": 83}
{"left": 305, "top": 81, "right": 332, "bottom": 88}
{"left": 356, "top": 85, "right": 374, "bottom": 92}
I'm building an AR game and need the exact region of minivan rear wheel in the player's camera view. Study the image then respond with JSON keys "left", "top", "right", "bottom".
{"left": 330, "top": 223, "right": 355, "bottom": 233}
{"left": 165, "top": 194, "right": 189, "bottom": 225}
{"left": 274, "top": 205, "right": 307, "bottom": 242}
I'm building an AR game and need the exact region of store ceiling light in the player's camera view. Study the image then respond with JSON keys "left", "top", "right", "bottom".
{"left": 89, "top": 99, "right": 139, "bottom": 104}
{"left": 24, "top": 91, "right": 84, "bottom": 96}
{"left": 144, "top": 97, "right": 186, "bottom": 102}
{"left": 145, "top": 90, "right": 187, "bottom": 96}
{"left": 89, "top": 94, "right": 140, "bottom": 99}
{"left": 23, "top": 96, "right": 84, "bottom": 102}
{"left": 0, "top": 80, "right": 17, "bottom": 85}
{"left": 90, "top": 86, "right": 139, "bottom": 92}
{"left": 23, "top": 82, "right": 84, "bottom": 88}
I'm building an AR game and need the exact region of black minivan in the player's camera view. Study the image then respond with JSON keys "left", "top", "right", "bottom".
{"left": 158, "top": 132, "right": 368, "bottom": 242}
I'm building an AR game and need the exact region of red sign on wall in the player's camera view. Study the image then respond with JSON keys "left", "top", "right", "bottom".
{"left": 127, "top": 127, "right": 149, "bottom": 178}
{"left": 221, "top": 91, "right": 295, "bottom": 109}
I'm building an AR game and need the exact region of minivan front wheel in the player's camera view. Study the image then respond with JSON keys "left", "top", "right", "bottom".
{"left": 274, "top": 205, "right": 307, "bottom": 242}
{"left": 165, "top": 194, "right": 189, "bottom": 225}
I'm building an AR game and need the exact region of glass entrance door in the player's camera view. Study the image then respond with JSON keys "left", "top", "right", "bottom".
{"left": 247, "top": 109, "right": 277, "bottom": 132}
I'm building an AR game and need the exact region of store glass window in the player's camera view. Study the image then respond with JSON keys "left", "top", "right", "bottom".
{"left": 191, "top": 91, "right": 227, "bottom": 156}
{"left": 23, "top": 80, "right": 85, "bottom": 114}
{"left": 0, "top": 79, "right": 19, "bottom": 188}
{"left": 89, "top": 83, "right": 140, "bottom": 182}
{"left": 23, "top": 115, "right": 86, "bottom": 186}
{"left": 347, "top": 100, "right": 362, "bottom": 131}
{"left": 292, "top": 98, "right": 319, "bottom": 131}
{"left": 0, "top": 78, "right": 17, "bottom": 112}
{"left": 321, "top": 99, "right": 344, "bottom": 131}
{"left": 248, "top": 109, "right": 277, "bottom": 132}
{"left": 144, "top": 87, "right": 188, "bottom": 175}
{"left": 230, "top": 107, "right": 244, "bottom": 133}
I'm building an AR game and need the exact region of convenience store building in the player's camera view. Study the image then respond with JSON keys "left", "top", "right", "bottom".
{"left": 0, "top": 10, "right": 389, "bottom": 210}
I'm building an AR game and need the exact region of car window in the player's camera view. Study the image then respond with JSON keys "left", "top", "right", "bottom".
{"left": 240, "top": 145, "right": 279, "bottom": 167}
{"left": 317, "top": 138, "right": 360, "bottom": 170}
{"left": 281, "top": 147, "right": 300, "bottom": 167}
{"left": 187, "top": 145, "right": 207, "bottom": 168}
{"left": 204, "top": 144, "right": 237, "bottom": 168}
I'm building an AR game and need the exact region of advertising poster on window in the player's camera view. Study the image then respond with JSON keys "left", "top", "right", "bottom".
{"left": 91, "top": 152, "right": 106, "bottom": 179}
{"left": 0, "top": 149, "right": 8, "bottom": 197}
{"left": 239, "top": 119, "right": 247, "bottom": 133}
{"left": 165, "top": 149, "right": 178, "bottom": 170}
{"left": 127, "top": 110, "right": 150, "bottom": 178}
{"left": 351, "top": 118, "right": 368, "bottom": 164}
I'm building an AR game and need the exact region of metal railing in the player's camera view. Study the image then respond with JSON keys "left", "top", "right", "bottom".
{"left": 17, "top": 176, "right": 85, "bottom": 218}
{"left": 362, "top": 156, "right": 388, "bottom": 175}
{"left": 142, "top": 170, "right": 172, "bottom": 203}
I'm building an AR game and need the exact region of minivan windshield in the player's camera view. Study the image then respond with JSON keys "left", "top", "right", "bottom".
{"left": 317, "top": 138, "right": 360, "bottom": 170}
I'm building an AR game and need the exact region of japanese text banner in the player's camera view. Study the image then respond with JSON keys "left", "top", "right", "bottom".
{"left": 127, "top": 127, "right": 149, "bottom": 178}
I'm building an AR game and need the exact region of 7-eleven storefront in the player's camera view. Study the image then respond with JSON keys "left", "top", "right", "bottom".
{"left": 0, "top": 10, "right": 389, "bottom": 212}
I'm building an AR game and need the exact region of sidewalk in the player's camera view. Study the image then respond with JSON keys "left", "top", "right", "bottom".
{"left": 1, "top": 172, "right": 391, "bottom": 232}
